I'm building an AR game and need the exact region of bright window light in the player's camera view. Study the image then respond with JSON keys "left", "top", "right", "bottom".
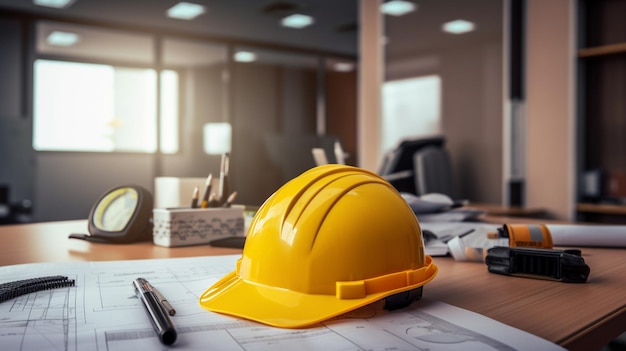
{"left": 234, "top": 51, "right": 257, "bottom": 62}
{"left": 33, "top": 59, "right": 179, "bottom": 153}
{"left": 167, "top": 2, "right": 206, "bottom": 20}
{"left": 160, "top": 70, "right": 179, "bottom": 154}
{"left": 203, "top": 123, "right": 232, "bottom": 154}
{"left": 47, "top": 31, "right": 79, "bottom": 46}
{"left": 381, "top": 0, "right": 417, "bottom": 16}
{"left": 442, "top": 19, "right": 476, "bottom": 34}
{"left": 281, "top": 14, "right": 315, "bottom": 29}
{"left": 33, "top": 0, "right": 74, "bottom": 9}
{"left": 382, "top": 75, "right": 441, "bottom": 154}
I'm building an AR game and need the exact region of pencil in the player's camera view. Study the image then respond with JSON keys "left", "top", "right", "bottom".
{"left": 207, "top": 193, "right": 221, "bottom": 208}
{"left": 218, "top": 153, "right": 229, "bottom": 205}
{"left": 222, "top": 191, "right": 237, "bottom": 208}
{"left": 200, "top": 174, "right": 213, "bottom": 208}
{"left": 190, "top": 186, "right": 199, "bottom": 208}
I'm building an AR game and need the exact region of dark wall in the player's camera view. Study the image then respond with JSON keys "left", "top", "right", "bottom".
{"left": 326, "top": 70, "right": 358, "bottom": 165}
{"left": 159, "top": 65, "right": 226, "bottom": 179}
{"left": 0, "top": 17, "right": 35, "bottom": 219}
{"left": 231, "top": 63, "right": 320, "bottom": 206}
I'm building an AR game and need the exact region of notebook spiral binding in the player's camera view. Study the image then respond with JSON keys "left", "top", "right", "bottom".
{"left": 0, "top": 275, "right": 75, "bottom": 303}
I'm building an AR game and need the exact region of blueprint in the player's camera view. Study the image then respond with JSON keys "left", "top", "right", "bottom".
{"left": 0, "top": 255, "right": 565, "bottom": 350}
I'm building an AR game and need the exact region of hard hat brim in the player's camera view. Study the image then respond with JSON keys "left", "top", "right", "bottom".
{"left": 199, "top": 257, "right": 438, "bottom": 329}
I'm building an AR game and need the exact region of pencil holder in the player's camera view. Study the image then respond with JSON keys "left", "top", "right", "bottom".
{"left": 152, "top": 206, "right": 245, "bottom": 247}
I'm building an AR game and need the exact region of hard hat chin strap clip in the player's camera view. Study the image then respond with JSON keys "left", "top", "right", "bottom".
{"left": 383, "top": 287, "right": 423, "bottom": 310}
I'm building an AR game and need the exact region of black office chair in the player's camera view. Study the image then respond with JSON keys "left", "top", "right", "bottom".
{"left": 414, "top": 145, "right": 455, "bottom": 198}
{"left": 378, "top": 136, "right": 446, "bottom": 194}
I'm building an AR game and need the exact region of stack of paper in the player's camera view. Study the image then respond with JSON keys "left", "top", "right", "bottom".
{"left": 0, "top": 255, "right": 564, "bottom": 350}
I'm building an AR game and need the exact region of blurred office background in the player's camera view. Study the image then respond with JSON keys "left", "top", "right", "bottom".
{"left": 0, "top": 1, "right": 604, "bottom": 225}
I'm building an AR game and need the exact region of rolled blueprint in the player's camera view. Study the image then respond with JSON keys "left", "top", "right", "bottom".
{"left": 547, "top": 224, "right": 626, "bottom": 248}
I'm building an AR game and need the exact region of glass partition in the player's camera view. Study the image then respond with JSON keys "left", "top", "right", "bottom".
{"left": 160, "top": 37, "right": 229, "bottom": 175}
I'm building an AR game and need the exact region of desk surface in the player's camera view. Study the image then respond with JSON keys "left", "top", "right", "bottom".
{"left": 578, "top": 202, "right": 626, "bottom": 215}
{"left": 1, "top": 220, "right": 624, "bottom": 351}
{"left": 466, "top": 202, "right": 549, "bottom": 218}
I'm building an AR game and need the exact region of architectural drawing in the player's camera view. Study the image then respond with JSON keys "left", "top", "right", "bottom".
{"left": 0, "top": 256, "right": 564, "bottom": 351}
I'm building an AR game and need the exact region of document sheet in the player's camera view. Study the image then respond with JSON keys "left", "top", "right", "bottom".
{"left": 0, "top": 255, "right": 565, "bottom": 350}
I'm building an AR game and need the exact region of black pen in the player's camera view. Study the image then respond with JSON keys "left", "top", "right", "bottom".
{"left": 441, "top": 228, "right": 476, "bottom": 243}
{"left": 133, "top": 278, "right": 177, "bottom": 345}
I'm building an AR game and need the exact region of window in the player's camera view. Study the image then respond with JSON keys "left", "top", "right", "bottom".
{"left": 381, "top": 75, "right": 441, "bottom": 154}
{"left": 33, "top": 59, "right": 179, "bottom": 153}
{"left": 33, "top": 21, "right": 180, "bottom": 153}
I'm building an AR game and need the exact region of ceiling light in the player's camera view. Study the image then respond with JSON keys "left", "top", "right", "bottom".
{"left": 281, "top": 14, "right": 314, "bottom": 29}
{"left": 33, "top": 0, "right": 75, "bottom": 8}
{"left": 47, "top": 31, "right": 79, "bottom": 46}
{"left": 381, "top": 0, "right": 417, "bottom": 16}
{"left": 167, "top": 2, "right": 206, "bottom": 20}
{"left": 442, "top": 19, "right": 476, "bottom": 34}
{"left": 234, "top": 51, "right": 257, "bottom": 63}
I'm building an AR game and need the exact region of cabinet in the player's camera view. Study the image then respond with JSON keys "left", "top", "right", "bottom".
{"left": 577, "top": 0, "right": 626, "bottom": 223}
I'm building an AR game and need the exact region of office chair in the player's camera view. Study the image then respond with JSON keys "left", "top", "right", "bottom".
{"left": 414, "top": 145, "right": 455, "bottom": 198}
{"left": 378, "top": 136, "right": 445, "bottom": 194}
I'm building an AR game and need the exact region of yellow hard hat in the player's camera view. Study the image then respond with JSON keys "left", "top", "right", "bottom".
{"left": 199, "top": 164, "right": 438, "bottom": 328}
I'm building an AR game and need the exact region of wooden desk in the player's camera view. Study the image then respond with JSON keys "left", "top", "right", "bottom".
{"left": 578, "top": 202, "right": 626, "bottom": 224}
{"left": 466, "top": 202, "right": 549, "bottom": 218}
{"left": 578, "top": 202, "right": 626, "bottom": 215}
{"left": 1, "top": 220, "right": 625, "bottom": 351}
{"left": 0, "top": 220, "right": 241, "bottom": 265}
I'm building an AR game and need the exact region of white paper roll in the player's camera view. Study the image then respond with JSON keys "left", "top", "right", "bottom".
{"left": 547, "top": 224, "right": 626, "bottom": 248}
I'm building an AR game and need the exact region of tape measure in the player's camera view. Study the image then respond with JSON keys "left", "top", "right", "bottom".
{"left": 488, "top": 224, "right": 554, "bottom": 249}
{"left": 69, "top": 185, "right": 153, "bottom": 244}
